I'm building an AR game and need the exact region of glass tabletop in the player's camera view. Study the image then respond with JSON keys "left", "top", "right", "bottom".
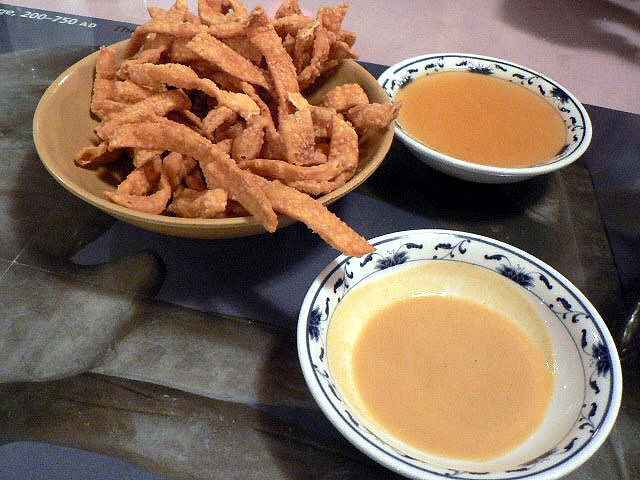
{"left": 0, "top": 1, "right": 638, "bottom": 479}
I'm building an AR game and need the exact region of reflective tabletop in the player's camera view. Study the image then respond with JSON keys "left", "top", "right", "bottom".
{"left": 1, "top": 1, "right": 638, "bottom": 479}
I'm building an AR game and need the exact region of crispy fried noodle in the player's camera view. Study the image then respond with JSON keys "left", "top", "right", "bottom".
{"left": 76, "top": 0, "right": 399, "bottom": 256}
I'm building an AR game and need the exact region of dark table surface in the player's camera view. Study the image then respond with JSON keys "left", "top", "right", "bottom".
{"left": 0, "top": 10, "right": 638, "bottom": 480}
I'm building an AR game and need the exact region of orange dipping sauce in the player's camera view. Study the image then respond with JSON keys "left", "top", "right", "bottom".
{"left": 327, "top": 261, "right": 556, "bottom": 461}
{"left": 395, "top": 71, "right": 567, "bottom": 168}
{"left": 352, "top": 294, "right": 554, "bottom": 460}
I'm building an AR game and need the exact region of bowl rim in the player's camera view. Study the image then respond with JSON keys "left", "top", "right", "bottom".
{"left": 297, "top": 228, "right": 622, "bottom": 480}
{"left": 377, "top": 53, "right": 593, "bottom": 178}
{"left": 32, "top": 41, "right": 394, "bottom": 235}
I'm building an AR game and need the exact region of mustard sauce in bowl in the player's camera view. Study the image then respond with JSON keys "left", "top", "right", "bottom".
{"left": 298, "top": 229, "right": 622, "bottom": 479}
{"left": 327, "top": 259, "right": 558, "bottom": 464}
{"left": 378, "top": 54, "right": 592, "bottom": 183}
{"left": 395, "top": 71, "right": 567, "bottom": 168}
{"left": 349, "top": 293, "right": 554, "bottom": 460}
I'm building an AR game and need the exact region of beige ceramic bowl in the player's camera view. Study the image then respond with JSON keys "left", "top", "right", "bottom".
{"left": 33, "top": 40, "right": 394, "bottom": 239}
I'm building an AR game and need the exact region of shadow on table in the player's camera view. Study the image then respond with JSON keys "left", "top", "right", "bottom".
{"left": 362, "top": 141, "right": 551, "bottom": 227}
{"left": 0, "top": 46, "right": 164, "bottom": 382}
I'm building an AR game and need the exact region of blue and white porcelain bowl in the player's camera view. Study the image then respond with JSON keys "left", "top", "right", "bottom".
{"left": 378, "top": 54, "right": 592, "bottom": 183}
{"left": 297, "top": 229, "right": 622, "bottom": 480}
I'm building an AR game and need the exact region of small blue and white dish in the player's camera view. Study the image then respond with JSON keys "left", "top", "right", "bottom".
{"left": 297, "top": 229, "right": 622, "bottom": 480}
{"left": 378, "top": 54, "right": 592, "bottom": 183}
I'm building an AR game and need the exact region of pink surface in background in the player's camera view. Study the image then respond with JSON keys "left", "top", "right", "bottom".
{"left": 11, "top": 0, "right": 640, "bottom": 115}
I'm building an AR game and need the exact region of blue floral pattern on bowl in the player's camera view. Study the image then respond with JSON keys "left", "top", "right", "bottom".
{"left": 298, "top": 229, "right": 622, "bottom": 480}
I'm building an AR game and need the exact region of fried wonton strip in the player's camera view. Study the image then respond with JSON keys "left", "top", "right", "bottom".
{"left": 246, "top": 7, "right": 299, "bottom": 114}
{"left": 215, "top": 138, "right": 233, "bottom": 154}
{"left": 96, "top": 99, "right": 127, "bottom": 119}
{"left": 114, "top": 80, "right": 159, "bottom": 103}
{"left": 317, "top": 4, "right": 348, "bottom": 34}
{"left": 127, "top": 63, "right": 259, "bottom": 119}
{"left": 275, "top": 0, "right": 302, "bottom": 18}
{"left": 329, "top": 40, "right": 358, "bottom": 61}
{"left": 273, "top": 14, "right": 314, "bottom": 38}
{"left": 105, "top": 167, "right": 171, "bottom": 215}
{"left": 316, "top": 141, "right": 330, "bottom": 156}
{"left": 288, "top": 91, "right": 311, "bottom": 111}
{"left": 134, "top": 41, "right": 169, "bottom": 62}
{"left": 237, "top": 156, "right": 342, "bottom": 181}
{"left": 206, "top": 22, "right": 246, "bottom": 38}
{"left": 168, "top": 187, "right": 228, "bottom": 218}
{"left": 297, "top": 26, "right": 330, "bottom": 89}
{"left": 96, "top": 89, "right": 191, "bottom": 139}
{"left": 248, "top": 176, "right": 374, "bottom": 256}
{"left": 74, "top": 142, "right": 122, "bottom": 167}
{"left": 305, "top": 59, "right": 340, "bottom": 89}
{"left": 310, "top": 105, "right": 336, "bottom": 139}
{"left": 328, "top": 113, "right": 359, "bottom": 175}
{"left": 175, "top": 109, "right": 205, "bottom": 130}
{"left": 210, "top": 86, "right": 259, "bottom": 119}
{"left": 213, "top": 121, "right": 244, "bottom": 142}
{"left": 117, "top": 157, "right": 161, "bottom": 195}
{"left": 119, "top": 45, "right": 170, "bottom": 80}
{"left": 132, "top": 8, "right": 247, "bottom": 52}
{"left": 282, "top": 33, "right": 296, "bottom": 58}
{"left": 147, "top": 6, "right": 169, "bottom": 19}
{"left": 345, "top": 103, "right": 401, "bottom": 134}
{"left": 241, "top": 111, "right": 357, "bottom": 182}
{"left": 313, "top": 148, "right": 329, "bottom": 165}
{"left": 91, "top": 46, "right": 117, "bottom": 119}
{"left": 160, "top": 1, "right": 200, "bottom": 25}
{"left": 102, "top": 119, "right": 278, "bottom": 231}
{"left": 163, "top": 152, "right": 199, "bottom": 189}
{"left": 186, "top": 33, "right": 269, "bottom": 89}
{"left": 197, "top": 0, "right": 221, "bottom": 24}
{"left": 147, "top": 0, "right": 200, "bottom": 24}
{"left": 231, "top": 116, "right": 266, "bottom": 161}
{"left": 147, "top": 0, "right": 190, "bottom": 23}
{"left": 203, "top": 159, "right": 277, "bottom": 228}
{"left": 221, "top": 35, "right": 263, "bottom": 64}
{"left": 139, "top": 18, "right": 206, "bottom": 40}
{"left": 279, "top": 108, "right": 316, "bottom": 165}
{"left": 184, "top": 170, "right": 207, "bottom": 190}
{"left": 285, "top": 171, "right": 351, "bottom": 195}
{"left": 129, "top": 0, "right": 187, "bottom": 55}
{"left": 202, "top": 106, "right": 236, "bottom": 137}
{"left": 198, "top": 0, "right": 248, "bottom": 25}
{"left": 223, "top": 0, "right": 249, "bottom": 19}
{"left": 337, "top": 29, "right": 356, "bottom": 47}
{"left": 292, "top": 21, "right": 318, "bottom": 73}
{"left": 169, "top": 38, "right": 202, "bottom": 63}
{"left": 127, "top": 62, "right": 201, "bottom": 89}
{"left": 241, "top": 82, "right": 278, "bottom": 135}
{"left": 133, "top": 148, "right": 163, "bottom": 168}
{"left": 301, "top": 65, "right": 339, "bottom": 90}
{"left": 124, "top": 28, "right": 148, "bottom": 58}
{"left": 169, "top": 0, "right": 191, "bottom": 18}
{"left": 322, "top": 83, "right": 369, "bottom": 112}
{"left": 277, "top": 114, "right": 357, "bottom": 193}
{"left": 185, "top": 11, "right": 203, "bottom": 24}
{"left": 163, "top": 152, "right": 185, "bottom": 189}
{"left": 240, "top": 86, "right": 269, "bottom": 116}
{"left": 207, "top": 71, "right": 244, "bottom": 92}
{"left": 226, "top": 199, "right": 249, "bottom": 216}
